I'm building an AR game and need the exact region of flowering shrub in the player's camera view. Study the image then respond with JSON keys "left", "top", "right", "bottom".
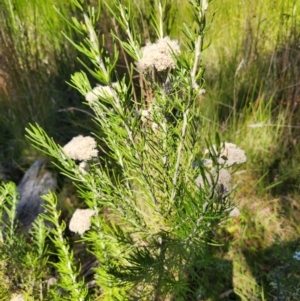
{"left": 0, "top": 0, "right": 247, "bottom": 300}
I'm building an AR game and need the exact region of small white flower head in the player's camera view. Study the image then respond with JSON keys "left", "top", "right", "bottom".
{"left": 85, "top": 82, "right": 121, "bottom": 102}
{"left": 229, "top": 207, "right": 241, "bottom": 217}
{"left": 47, "top": 277, "right": 58, "bottom": 287}
{"left": 195, "top": 168, "right": 231, "bottom": 193}
{"left": 195, "top": 173, "right": 210, "bottom": 189}
{"left": 10, "top": 295, "right": 24, "bottom": 301}
{"left": 78, "top": 161, "right": 90, "bottom": 174}
{"left": 137, "top": 36, "right": 180, "bottom": 73}
{"left": 69, "top": 208, "right": 96, "bottom": 235}
{"left": 86, "top": 85, "right": 112, "bottom": 102}
{"left": 205, "top": 142, "right": 247, "bottom": 167}
{"left": 217, "top": 168, "right": 232, "bottom": 193}
{"left": 63, "top": 135, "right": 98, "bottom": 161}
{"left": 141, "top": 109, "right": 151, "bottom": 123}
{"left": 199, "top": 88, "right": 206, "bottom": 95}
{"left": 293, "top": 251, "right": 300, "bottom": 261}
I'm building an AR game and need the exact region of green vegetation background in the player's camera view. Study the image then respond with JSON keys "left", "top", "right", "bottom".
{"left": 0, "top": 0, "right": 300, "bottom": 300}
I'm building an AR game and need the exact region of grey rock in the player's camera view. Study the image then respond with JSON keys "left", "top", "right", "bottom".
{"left": 17, "top": 159, "right": 57, "bottom": 229}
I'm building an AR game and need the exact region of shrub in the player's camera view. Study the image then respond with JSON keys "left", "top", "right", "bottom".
{"left": 1, "top": 0, "right": 247, "bottom": 300}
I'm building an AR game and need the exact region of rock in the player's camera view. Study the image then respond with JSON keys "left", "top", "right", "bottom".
{"left": 17, "top": 159, "right": 57, "bottom": 229}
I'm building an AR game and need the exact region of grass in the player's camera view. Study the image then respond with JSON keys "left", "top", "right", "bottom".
{"left": 201, "top": 0, "right": 300, "bottom": 193}
{"left": 0, "top": 0, "right": 300, "bottom": 299}
{"left": 196, "top": 0, "right": 300, "bottom": 299}
{"left": 0, "top": 0, "right": 94, "bottom": 181}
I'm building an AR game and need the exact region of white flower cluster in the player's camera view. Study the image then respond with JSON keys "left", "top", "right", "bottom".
{"left": 195, "top": 168, "right": 232, "bottom": 195}
{"left": 141, "top": 109, "right": 151, "bottom": 123}
{"left": 63, "top": 135, "right": 98, "bottom": 161}
{"left": 218, "top": 168, "right": 232, "bottom": 192}
{"left": 205, "top": 142, "right": 247, "bottom": 167}
{"left": 229, "top": 207, "right": 240, "bottom": 217}
{"left": 69, "top": 208, "right": 96, "bottom": 235}
{"left": 137, "top": 36, "right": 180, "bottom": 73}
{"left": 78, "top": 161, "right": 90, "bottom": 174}
{"left": 47, "top": 277, "right": 58, "bottom": 287}
{"left": 195, "top": 142, "right": 246, "bottom": 201}
{"left": 85, "top": 82, "right": 121, "bottom": 103}
{"left": 139, "top": 107, "right": 160, "bottom": 132}
{"left": 10, "top": 295, "right": 24, "bottom": 301}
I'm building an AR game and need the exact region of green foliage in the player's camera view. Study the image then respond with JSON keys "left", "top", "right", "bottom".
{"left": 42, "top": 192, "right": 88, "bottom": 300}
{"left": 24, "top": 0, "right": 246, "bottom": 299}
{"left": 0, "top": 182, "right": 50, "bottom": 300}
